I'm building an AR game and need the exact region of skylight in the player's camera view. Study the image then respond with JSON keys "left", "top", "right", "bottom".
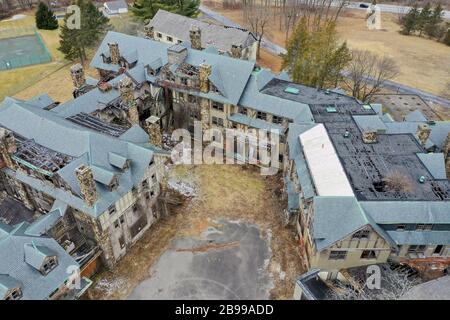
{"left": 284, "top": 87, "right": 300, "bottom": 95}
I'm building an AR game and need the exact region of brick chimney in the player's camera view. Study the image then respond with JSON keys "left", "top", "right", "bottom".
{"left": 231, "top": 44, "right": 243, "bottom": 59}
{"left": 416, "top": 123, "right": 431, "bottom": 147}
{"left": 199, "top": 63, "right": 212, "bottom": 93}
{"left": 189, "top": 25, "right": 202, "bottom": 50}
{"left": 145, "top": 116, "right": 163, "bottom": 148}
{"left": 0, "top": 128, "right": 17, "bottom": 169}
{"left": 108, "top": 42, "right": 120, "bottom": 64}
{"left": 75, "top": 165, "right": 98, "bottom": 207}
{"left": 70, "top": 63, "right": 85, "bottom": 89}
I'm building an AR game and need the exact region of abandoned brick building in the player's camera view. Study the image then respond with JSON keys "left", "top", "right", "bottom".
{"left": 0, "top": 29, "right": 449, "bottom": 298}
{"left": 144, "top": 9, "right": 258, "bottom": 61}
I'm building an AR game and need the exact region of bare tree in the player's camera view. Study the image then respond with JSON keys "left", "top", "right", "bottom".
{"left": 342, "top": 50, "right": 400, "bottom": 102}
{"left": 328, "top": 265, "right": 420, "bottom": 300}
{"left": 383, "top": 170, "right": 414, "bottom": 194}
{"left": 243, "top": 2, "right": 271, "bottom": 58}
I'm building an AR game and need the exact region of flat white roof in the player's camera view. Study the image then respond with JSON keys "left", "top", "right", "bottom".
{"left": 299, "top": 124, "right": 354, "bottom": 197}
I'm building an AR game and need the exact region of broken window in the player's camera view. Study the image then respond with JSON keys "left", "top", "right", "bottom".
{"left": 114, "top": 220, "right": 120, "bottom": 229}
{"left": 238, "top": 107, "right": 247, "bottom": 115}
{"left": 416, "top": 224, "right": 433, "bottom": 231}
{"left": 42, "top": 257, "right": 58, "bottom": 274}
{"left": 167, "top": 36, "right": 173, "bottom": 42}
{"left": 157, "top": 33, "right": 162, "bottom": 38}
{"left": 212, "top": 102, "right": 224, "bottom": 112}
{"left": 257, "top": 111, "right": 267, "bottom": 121}
{"left": 408, "top": 245, "right": 426, "bottom": 254}
{"left": 273, "top": 115, "right": 283, "bottom": 124}
{"left": 212, "top": 116, "right": 224, "bottom": 126}
{"left": 361, "top": 250, "right": 378, "bottom": 259}
{"left": 329, "top": 251, "right": 347, "bottom": 260}
{"left": 433, "top": 245, "right": 444, "bottom": 255}
{"left": 108, "top": 205, "right": 116, "bottom": 216}
{"left": 352, "top": 229, "right": 370, "bottom": 239}
{"left": 6, "top": 288, "right": 22, "bottom": 300}
{"left": 180, "top": 77, "right": 188, "bottom": 86}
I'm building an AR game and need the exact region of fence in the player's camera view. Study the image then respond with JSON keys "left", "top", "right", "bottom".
{"left": 0, "top": 27, "right": 52, "bottom": 71}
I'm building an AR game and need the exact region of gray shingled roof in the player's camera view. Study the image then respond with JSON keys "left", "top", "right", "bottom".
{"left": 361, "top": 201, "right": 450, "bottom": 224}
{"left": 148, "top": 9, "right": 256, "bottom": 53}
{"left": 104, "top": 0, "right": 128, "bottom": 11}
{"left": 0, "top": 97, "right": 155, "bottom": 218}
{"left": 0, "top": 222, "right": 79, "bottom": 300}
{"left": 313, "top": 196, "right": 372, "bottom": 251}
{"left": 89, "top": 32, "right": 255, "bottom": 106}
{"left": 416, "top": 153, "right": 447, "bottom": 179}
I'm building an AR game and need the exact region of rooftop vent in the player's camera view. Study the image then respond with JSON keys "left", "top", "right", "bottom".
{"left": 284, "top": 87, "right": 299, "bottom": 95}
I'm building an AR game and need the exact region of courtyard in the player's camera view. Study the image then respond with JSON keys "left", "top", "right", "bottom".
{"left": 87, "top": 165, "right": 304, "bottom": 300}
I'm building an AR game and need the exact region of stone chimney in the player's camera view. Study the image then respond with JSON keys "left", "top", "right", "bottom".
{"left": 127, "top": 104, "right": 140, "bottom": 125}
{"left": 199, "top": 63, "right": 212, "bottom": 93}
{"left": 70, "top": 63, "right": 85, "bottom": 89}
{"left": 108, "top": 42, "right": 120, "bottom": 65}
{"left": 416, "top": 123, "right": 431, "bottom": 146}
{"left": 144, "top": 25, "right": 154, "bottom": 39}
{"left": 167, "top": 45, "right": 188, "bottom": 65}
{"left": 189, "top": 25, "right": 202, "bottom": 50}
{"left": 119, "top": 76, "right": 134, "bottom": 105}
{"left": 145, "top": 116, "right": 163, "bottom": 148}
{"left": 75, "top": 164, "right": 98, "bottom": 207}
{"left": 231, "top": 44, "right": 243, "bottom": 59}
{"left": 0, "top": 128, "right": 16, "bottom": 169}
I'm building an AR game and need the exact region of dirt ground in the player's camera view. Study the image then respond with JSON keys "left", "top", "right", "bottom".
{"left": 203, "top": 1, "right": 450, "bottom": 97}
{"left": 86, "top": 165, "right": 304, "bottom": 300}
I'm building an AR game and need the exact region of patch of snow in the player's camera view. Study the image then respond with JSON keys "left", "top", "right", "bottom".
{"left": 4, "top": 14, "right": 27, "bottom": 21}
{"left": 95, "top": 278, "right": 126, "bottom": 295}
{"left": 168, "top": 179, "right": 197, "bottom": 197}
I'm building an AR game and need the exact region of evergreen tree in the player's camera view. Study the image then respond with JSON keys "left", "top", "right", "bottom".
{"left": 131, "top": 0, "right": 200, "bottom": 21}
{"left": 417, "top": 2, "right": 432, "bottom": 36}
{"left": 36, "top": 2, "right": 59, "bottom": 30}
{"left": 444, "top": 28, "right": 450, "bottom": 46}
{"left": 400, "top": 4, "right": 419, "bottom": 35}
{"left": 58, "top": 0, "right": 109, "bottom": 64}
{"left": 282, "top": 18, "right": 351, "bottom": 89}
{"left": 424, "top": 4, "right": 443, "bottom": 38}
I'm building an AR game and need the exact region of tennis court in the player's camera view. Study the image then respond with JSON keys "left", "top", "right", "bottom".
{"left": 0, "top": 31, "right": 52, "bottom": 70}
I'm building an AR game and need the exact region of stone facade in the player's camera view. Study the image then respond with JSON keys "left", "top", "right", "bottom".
{"left": 416, "top": 123, "right": 431, "bottom": 146}
{"left": 108, "top": 42, "right": 120, "bottom": 65}
{"left": 70, "top": 64, "right": 86, "bottom": 89}
{"left": 189, "top": 25, "right": 202, "bottom": 50}
{"left": 145, "top": 116, "right": 163, "bottom": 148}
{"left": 75, "top": 165, "right": 98, "bottom": 207}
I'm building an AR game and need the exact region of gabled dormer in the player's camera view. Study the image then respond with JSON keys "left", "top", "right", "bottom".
{"left": 24, "top": 243, "right": 58, "bottom": 275}
{"left": 0, "top": 275, "right": 22, "bottom": 300}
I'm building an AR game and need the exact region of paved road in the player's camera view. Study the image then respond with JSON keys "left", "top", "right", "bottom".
{"left": 200, "top": 5, "right": 450, "bottom": 108}
{"left": 128, "top": 220, "right": 273, "bottom": 300}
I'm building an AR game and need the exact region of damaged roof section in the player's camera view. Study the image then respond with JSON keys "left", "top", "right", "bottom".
{"left": 308, "top": 103, "right": 450, "bottom": 201}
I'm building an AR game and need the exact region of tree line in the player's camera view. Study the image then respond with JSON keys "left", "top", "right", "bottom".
{"left": 400, "top": 2, "right": 450, "bottom": 46}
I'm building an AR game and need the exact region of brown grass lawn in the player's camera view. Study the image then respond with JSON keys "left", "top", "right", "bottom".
{"left": 0, "top": 12, "right": 100, "bottom": 103}
{"left": 204, "top": 1, "right": 450, "bottom": 97}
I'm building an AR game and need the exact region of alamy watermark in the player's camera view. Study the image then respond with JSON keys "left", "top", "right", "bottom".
{"left": 66, "top": 5, "right": 81, "bottom": 30}
{"left": 170, "top": 121, "right": 280, "bottom": 176}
